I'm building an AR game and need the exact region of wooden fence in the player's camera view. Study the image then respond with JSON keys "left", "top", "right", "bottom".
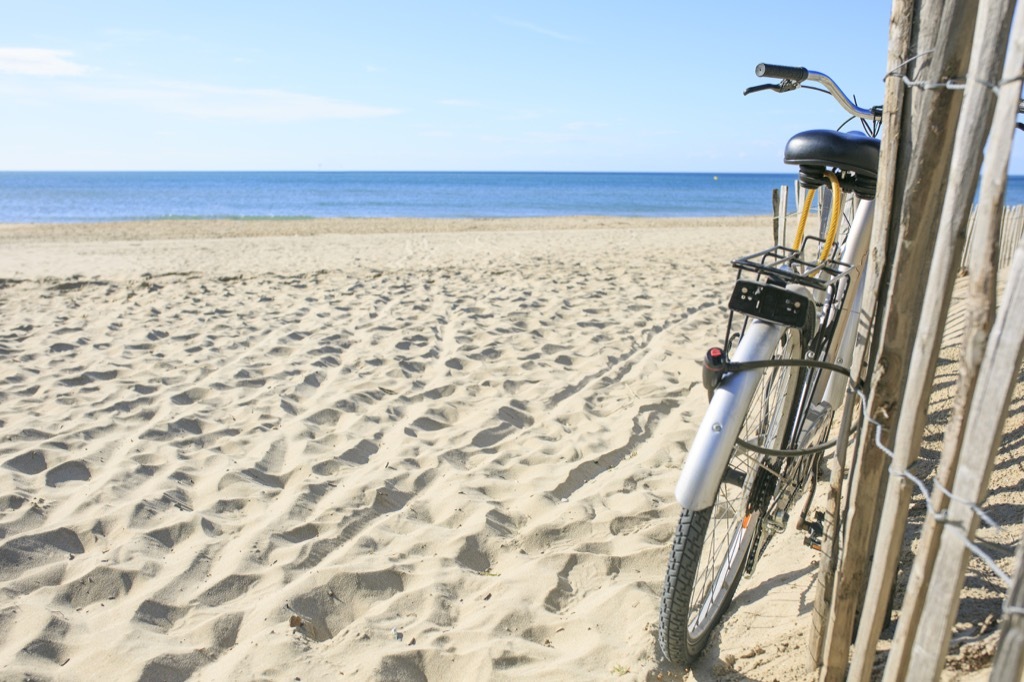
{"left": 773, "top": 191, "right": 1024, "bottom": 274}
{"left": 785, "top": 1, "right": 1024, "bottom": 680}
{"left": 962, "top": 203, "right": 1024, "bottom": 271}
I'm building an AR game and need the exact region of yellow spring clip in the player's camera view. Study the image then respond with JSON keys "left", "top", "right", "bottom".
{"left": 790, "top": 171, "right": 843, "bottom": 263}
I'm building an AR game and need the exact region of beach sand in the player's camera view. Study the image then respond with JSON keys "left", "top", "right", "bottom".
{"left": 0, "top": 217, "right": 1018, "bottom": 681}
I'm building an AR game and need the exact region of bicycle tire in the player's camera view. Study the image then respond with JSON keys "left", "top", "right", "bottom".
{"left": 659, "top": 329, "right": 801, "bottom": 666}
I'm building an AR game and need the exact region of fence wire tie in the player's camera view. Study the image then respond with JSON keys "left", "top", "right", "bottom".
{"left": 856, "top": 388, "right": 1004, "bottom": 532}
{"left": 852, "top": 388, "right": 1017, "bottom": 591}
{"left": 931, "top": 476, "right": 1005, "bottom": 531}
{"left": 886, "top": 73, "right": 1006, "bottom": 94}
{"left": 1000, "top": 71, "right": 1024, "bottom": 87}
{"left": 957, "top": 526, "right": 1015, "bottom": 589}
{"left": 882, "top": 51, "right": 1024, "bottom": 94}
{"left": 866, "top": 413, "right": 950, "bottom": 523}
{"left": 884, "top": 50, "right": 934, "bottom": 81}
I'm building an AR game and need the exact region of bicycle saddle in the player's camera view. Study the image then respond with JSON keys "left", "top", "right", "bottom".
{"left": 784, "top": 130, "right": 880, "bottom": 198}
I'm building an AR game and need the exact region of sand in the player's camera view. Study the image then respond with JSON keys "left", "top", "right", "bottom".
{"left": 0, "top": 216, "right": 1019, "bottom": 681}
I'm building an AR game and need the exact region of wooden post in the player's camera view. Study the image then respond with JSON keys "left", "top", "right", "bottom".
{"left": 902, "top": 235, "right": 1024, "bottom": 680}
{"left": 1002, "top": 204, "right": 1024, "bottom": 269}
{"left": 999, "top": 206, "right": 1009, "bottom": 269}
{"left": 780, "top": 184, "right": 789, "bottom": 247}
{"left": 1009, "top": 206, "right": 1020, "bottom": 269}
{"left": 846, "top": 1, "right": 1017, "bottom": 680}
{"left": 796, "top": 178, "right": 806, "bottom": 244}
{"left": 807, "top": 385, "right": 856, "bottom": 668}
{"left": 882, "top": 12, "right": 1024, "bottom": 679}
{"left": 773, "top": 188, "right": 781, "bottom": 244}
{"left": 808, "top": 0, "right": 917, "bottom": 670}
{"left": 1016, "top": 206, "right": 1024, "bottom": 266}
{"left": 1016, "top": 206, "right": 1024, "bottom": 267}
{"left": 966, "top": 207, "right": 977, "bottom": 271}
{"left": 819, "top": 1, "right": 979, "bottom": 679}
{"left": 1011, "top": 204, "right": 1019, "bottom": 266}
{"left": 819, "top": 183, "right": 832, "bottom": 239}
{"left": 991, "top": 529, "right": 1024, "bottom": 681}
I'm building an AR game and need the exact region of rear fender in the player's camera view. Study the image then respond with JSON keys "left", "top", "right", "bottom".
{"left": 674, "top": 321, "right": 786, "bottom": 510}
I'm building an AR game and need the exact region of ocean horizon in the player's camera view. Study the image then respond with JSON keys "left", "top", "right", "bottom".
{"left": 3, "top": 170, "right": 1023, "bottom": 224}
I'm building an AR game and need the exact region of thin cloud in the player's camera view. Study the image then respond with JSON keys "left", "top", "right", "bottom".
{"left": 70, "top": 79, "right": 400, "bottom": 122}
{"left": 0, "top": 48, "right": 87, "bottom": 76}
{"left": 2, "top": 47, "right": 397, "bottom": 122}
{"left": 497, "top": 17, "right": 580, "bottom": 43}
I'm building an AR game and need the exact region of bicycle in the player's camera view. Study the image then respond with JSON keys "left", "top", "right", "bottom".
{"left": 658, "top": 63, "right": 883, "bottom": 666}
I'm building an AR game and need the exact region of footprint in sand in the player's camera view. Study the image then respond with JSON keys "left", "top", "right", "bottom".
{"left": 288, "top": 569, "right": 406, "bottom": 642}
{"left": 5, "top": 450, "right": 47, "bottom": 475}
{"left": 170, "top": 388, "right": 208, "bottom": 405}
{"left": 395, "top": 334, "right": 430, "bottom": 350}
{"left": 470, "top": 402, "right": 534, "bottom": 449}
{"left": 45, "top": 460, "right": 91, "bottom": 487}
{"left": 311, "top": 438, "right": 380, "bottom": 475}
{"left": 306, "top": 407, "right": 341, "bottom": 427}
{"left": 455, "top": 535, "right": 492, "bottom": 573}
{"left": 404, "top": 405, "right": 456, "bottom": 438}
{"left": 0, "top": 527, "right": 85, "bottom": 581}
{"left": 56, "top": 565, "right": 136, "bottom": 609}
{"left": 59, "top": 369, "right": 118, "bottom": 387}
{"left": 133, "top": 599, "right": 188, "bottom": 632}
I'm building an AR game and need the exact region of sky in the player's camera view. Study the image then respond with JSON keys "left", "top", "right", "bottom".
{"left": 1, "top": 1, "right": 1021, "bottom": 173}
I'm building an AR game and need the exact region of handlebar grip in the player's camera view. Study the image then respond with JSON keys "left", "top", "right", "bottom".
{"left": 756, "top": 63, "right": 809, "bottom": 82}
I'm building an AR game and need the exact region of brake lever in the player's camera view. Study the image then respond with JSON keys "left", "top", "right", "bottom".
{"left": 743, "top": 79, "right": 804, "bottom": 96}
{"left": 743, "top": 83, "right": 781, "bottom": 96}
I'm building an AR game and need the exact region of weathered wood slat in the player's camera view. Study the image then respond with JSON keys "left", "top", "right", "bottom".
{"left": 991, "top": 528, "right": 1024, "bottom": 681}
{"left": 903, "top": 225, "right": 1024, "bottom": 680}
{"left": 881, "top": 9, "right": 1024, "bottom": 678}
{"left": 810, "top": 0, "right": 917, "bottom": 672}
{"left": 962, "top": 203, "right": 1024, "bottom": 270}
{"left": 818, "top": 1, "right": 979, "bottom": 679}
{"left": 846, "top": 1, "right": 1017, "bottom": 680}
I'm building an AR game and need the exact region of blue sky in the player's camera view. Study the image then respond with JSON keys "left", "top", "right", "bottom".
{"left": 2, "top": 2, "right": 1019, "bottom": 173}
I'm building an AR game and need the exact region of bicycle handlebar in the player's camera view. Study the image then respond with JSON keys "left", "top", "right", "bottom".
{"left": 750, "top": 63, "right": 881, "bottom": 123}
{"left": 756, "top": 63, "right": 809, "bottom": 82}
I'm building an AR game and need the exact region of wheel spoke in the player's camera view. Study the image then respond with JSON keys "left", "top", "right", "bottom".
{"left": 659, "top": 329, "right": 802, "bottom": 666}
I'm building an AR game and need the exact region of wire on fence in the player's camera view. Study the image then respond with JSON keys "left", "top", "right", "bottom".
{"left": 852, "top": 388, "right": 1024, "bottom": 615}
{"left": 883, "top": 49, "right": 1024, "bottom": 94}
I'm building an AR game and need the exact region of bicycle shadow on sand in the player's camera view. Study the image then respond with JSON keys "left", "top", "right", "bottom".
{"left": 644, "top": 563, "right": 817, "bottom": 682}
{"left": 728, "top": 562, "right": 818, "bottom": 615}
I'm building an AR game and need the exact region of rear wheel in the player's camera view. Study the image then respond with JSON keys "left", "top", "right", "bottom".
{"left": 659, "top": 329, "right": 801, "bottom": 666}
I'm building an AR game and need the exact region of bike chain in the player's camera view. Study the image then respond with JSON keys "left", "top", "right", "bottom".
{"left": 744, "top": 456, "right": 782, "bottom": 574}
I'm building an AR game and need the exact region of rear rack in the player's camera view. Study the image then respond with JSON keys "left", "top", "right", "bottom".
{"left": 722, "top": 235, "right": 852, "bottom": 362}
{"left": 731, "top": 236, "right": 851, "bottom": 291}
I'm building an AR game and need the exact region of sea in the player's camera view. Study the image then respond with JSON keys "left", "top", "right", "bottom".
{"left": 2, "top": 171, "right": 1023, "bottom": 224}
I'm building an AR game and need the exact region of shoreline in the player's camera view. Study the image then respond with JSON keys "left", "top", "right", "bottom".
{"left": 0, "top": 216, "right": 774, "bottom": 280}
{"left": 0, "top": 215, "right": 772, "bottom": 243}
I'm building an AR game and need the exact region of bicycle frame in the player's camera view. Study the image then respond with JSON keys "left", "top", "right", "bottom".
{"left": 674, "top": 196, "right": 875, "bottom": 510}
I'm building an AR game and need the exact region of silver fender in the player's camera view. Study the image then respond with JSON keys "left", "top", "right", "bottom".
{"left": 674, "top": 320, "right": 785, "bottom": 510}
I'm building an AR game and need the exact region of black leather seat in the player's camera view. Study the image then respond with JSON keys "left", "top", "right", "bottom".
{"left": 784, "top": 130, "right": 880, "bottom": 178}
{"left": 784, "top": 129, "right": 880, "bottom": 198}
